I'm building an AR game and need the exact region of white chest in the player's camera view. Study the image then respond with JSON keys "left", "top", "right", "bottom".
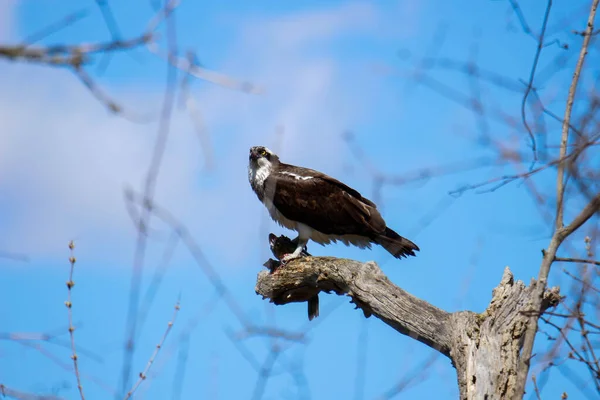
{"left": 248, "top": 162, "right": 271, "bottom": 189}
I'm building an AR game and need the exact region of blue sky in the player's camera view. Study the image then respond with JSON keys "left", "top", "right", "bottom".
{"left": 1, "top": 0, "right": 597, "bottom": 399}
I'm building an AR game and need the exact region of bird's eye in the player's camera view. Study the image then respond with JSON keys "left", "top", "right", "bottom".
{"left": 260, "top": 150, "right": 267, "bottom": 156}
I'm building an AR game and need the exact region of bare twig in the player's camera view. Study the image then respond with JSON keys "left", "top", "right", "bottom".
{"left": 120, "top": 0, "right": 179, "bottom": 393}
{"left": 66, "top": 240, "right": 85, "bottom": 400}
{"left": 9, "top": 340, "right": 115, "bottom": 395}
{"left": 250, "top": 347, "right": 280, "bottom": 400}
{"left": 170, "top": 335, "right": 190, "bottom": 400}
{"left": 555, "top": 0, "right": 599, "bottom": 230}
{"left": 0, "top": 34, "right": 152, "bottom": 67}
{"left": 449, "top": 133, "right": 600, "bottom": 196}
{"left": 0, "top": 384, "right": 64, "bottom": 400}
{"left": 135, "top": 293, "right": 223, "bottom": 398}
{"left": 559, "top": 193, "right": 600, "bottom": 239}
{"left": 515, "top": 0, "right": 600, "bottom": 385}
{"left": 520, "top": 0, "right": 553, "bottom": 163}
{"left": 235, "top": 327, "right": 307, "bottom": 343}
{"left": 532, "top": 374, "right": 542, "bottom": 400}
{"left": 354, "top": 319, "right": 368, "bottom": 400}
{"left": 179, "top": 51, "right": 214, "bottom": 170}
{"left": 124, "top": 300, "right": 181, "bottom": 400}
{"left": 508, "top": 0, "right": 536, "bottom": 39}
{"left": 124, "top": 188, "right": 251, "bottom": 326}
{"left": 377, "top": 353, "right": 439, "bottom": 400}
{"left": 22, "top": 8, "right": 89, "bottom": 45}
{"left": 147, "top": 43, "right": 264, "bottom": 94}
{"left": 553, "top": 255, "right": 600, "bottom": 266}
{"left": 137, "top": 231, "right": 180, "bottom": 335}
{"left": 73, "top": 66, "right": 125, "bottom": 115}
{"left": 93, "top": 0, "right": 124, "bottom": 74}
{"left": 0, "top": 329, "right": 102, "bottom": 362}
{"left": 0, "top": 250, "right": 29, "bottom": 262}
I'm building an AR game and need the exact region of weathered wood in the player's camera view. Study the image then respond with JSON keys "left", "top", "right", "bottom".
{"left": 256, "top": 256, "right": 453, "bottom": 354}
{"left": 255, "top": 254, "right": 561, "bottom": 399}
{"left": 449, "top": 267, "right": 561, "bottom": 399}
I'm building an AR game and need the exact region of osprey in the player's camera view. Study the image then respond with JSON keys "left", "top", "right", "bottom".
{"left": 248, "top": 146, "right": 419, "bottom": 263}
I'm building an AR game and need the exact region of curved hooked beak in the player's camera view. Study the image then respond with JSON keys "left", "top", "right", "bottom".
{"left": 249, "top": 148, "right": 259, "bottom": 161}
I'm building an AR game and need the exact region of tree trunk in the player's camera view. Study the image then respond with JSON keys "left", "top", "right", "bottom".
{"left": 255, "top": 255, "right": 561, "bottom": 399}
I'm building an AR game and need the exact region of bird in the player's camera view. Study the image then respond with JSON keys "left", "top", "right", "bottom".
{"left": 266, "top": 233, "right": 319, "bottom": 321}
{"left": 248, "top": 145, "right": 419, "bottom": 264}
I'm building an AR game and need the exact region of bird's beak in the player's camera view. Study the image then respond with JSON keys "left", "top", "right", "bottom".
{"left": 249, "top": 149, "right": 259, "bottom": 161}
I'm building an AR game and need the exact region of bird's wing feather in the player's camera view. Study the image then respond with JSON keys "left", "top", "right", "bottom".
{"left": 282, "top": 164, "right": 378, "bottom": 208}
{"left": 266, "top": 170, "right": 385, "bottom": 236}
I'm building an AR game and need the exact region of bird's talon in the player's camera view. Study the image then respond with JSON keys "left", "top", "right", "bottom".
{"left": 280, "top": 254, "right": 293, "bottom": 265}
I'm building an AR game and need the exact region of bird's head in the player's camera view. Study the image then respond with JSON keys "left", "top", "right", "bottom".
{"left": 249, "top": 146, "right": 279, "bottom": 169}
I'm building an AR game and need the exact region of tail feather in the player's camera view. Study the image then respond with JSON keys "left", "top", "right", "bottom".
{"left": 376, "top": 227, "right": 419, "bottom": 259}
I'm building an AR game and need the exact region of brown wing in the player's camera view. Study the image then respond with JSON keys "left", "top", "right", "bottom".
{"left": 265, "top": 169, "right": 386, "bottom": 236}
{"left": 283, "top": 164, "right": 378, "bottom": 208}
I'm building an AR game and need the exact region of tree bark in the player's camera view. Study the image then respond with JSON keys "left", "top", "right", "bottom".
{"left": 255, "top": 256, "right": 561, "bottom": 399}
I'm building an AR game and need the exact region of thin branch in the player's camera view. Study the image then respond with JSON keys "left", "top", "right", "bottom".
{"left": 147, "top": 43, "right": 264, "bottom": 94}
{"left": 532, "top": 374, "right": 542, "bottom": 400}
{"left": 66, "top": 241, "right": 85, "bottom": 400}
{"left": 508, "top": 0, "right": 536, "bottom": 38}
{"left": 225, "top": 326, "right": 262, "bottom": 372}
{"left": 449, "top": 132, "right": 600, "bottom": 196}
{"left": 235, "top": 327, "right": 307, "bottom": 343}
{"left": 354, "top": 318, "right": 368, "bottom": 400}
{"left": 377, "top": 353, "right": 439, "bottom": 400}
{"left": 93, "top": 0, "right": 123, "bottom": 74}
{"left": 555, "top": 0, "right": 599, "bottom": 230}
{"left": 124, "top": 300, "right": 181, "bottom": 400}
{"left": 10, "top": 341, "right": 115, "bottom": 395}
{"left": 120, "top": 0, "right": 179, "bottom": 393}
{"left": 22, "top": 8, "right": 89, "bottom": 45}
{"left": 0, "top": 34, "right": 152, "bottom": 67}
{"left": 137, "top": 231, "right": 180, "bottom": 335}
{"left": 73, "top": 66, "right": 124, "bottom": 115}
{"left": 0, "top": 329, "right": 102, "bottom": 362}
{"left": 135, "top": 292, "right": 223, "bottom": 398}
{"left": 0, "top": 384, "right": 64, "bottom": 400}
{"left": 520, "top": 0, "right": 552, "bottom": 163}
{"left": 554, "top": 255, "right": 600, "bottom": 267}
{"left": 250, "top": 347, "right": 280, "bottom": 400}
{"left": 0, "top": 250, "right": 29, "bottom": 262}
{"left": 561, "top": 268, "right": 600, "bottom": 294}
{"left": 558, "top": 193, "right": 600, "bottom": 240}
{"left": 516, "top": 0, "right": 600, "bottom": 381}
{"left": 170, "top": 334, "right": 190, "bottom": 400}
{"left": 179, "top": 51, "right": 214, "bottom": 171}
{"left": 124, "top": 188, "right": 251, "bottom": 326}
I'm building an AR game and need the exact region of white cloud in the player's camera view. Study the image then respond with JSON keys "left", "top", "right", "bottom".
{"left": 0, "top": 0, "right": 16, "bottom": 41}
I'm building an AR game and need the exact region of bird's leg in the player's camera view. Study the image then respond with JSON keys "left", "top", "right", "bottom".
{"left": 281, "top": 236, "right": 309, "bottom": 264}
